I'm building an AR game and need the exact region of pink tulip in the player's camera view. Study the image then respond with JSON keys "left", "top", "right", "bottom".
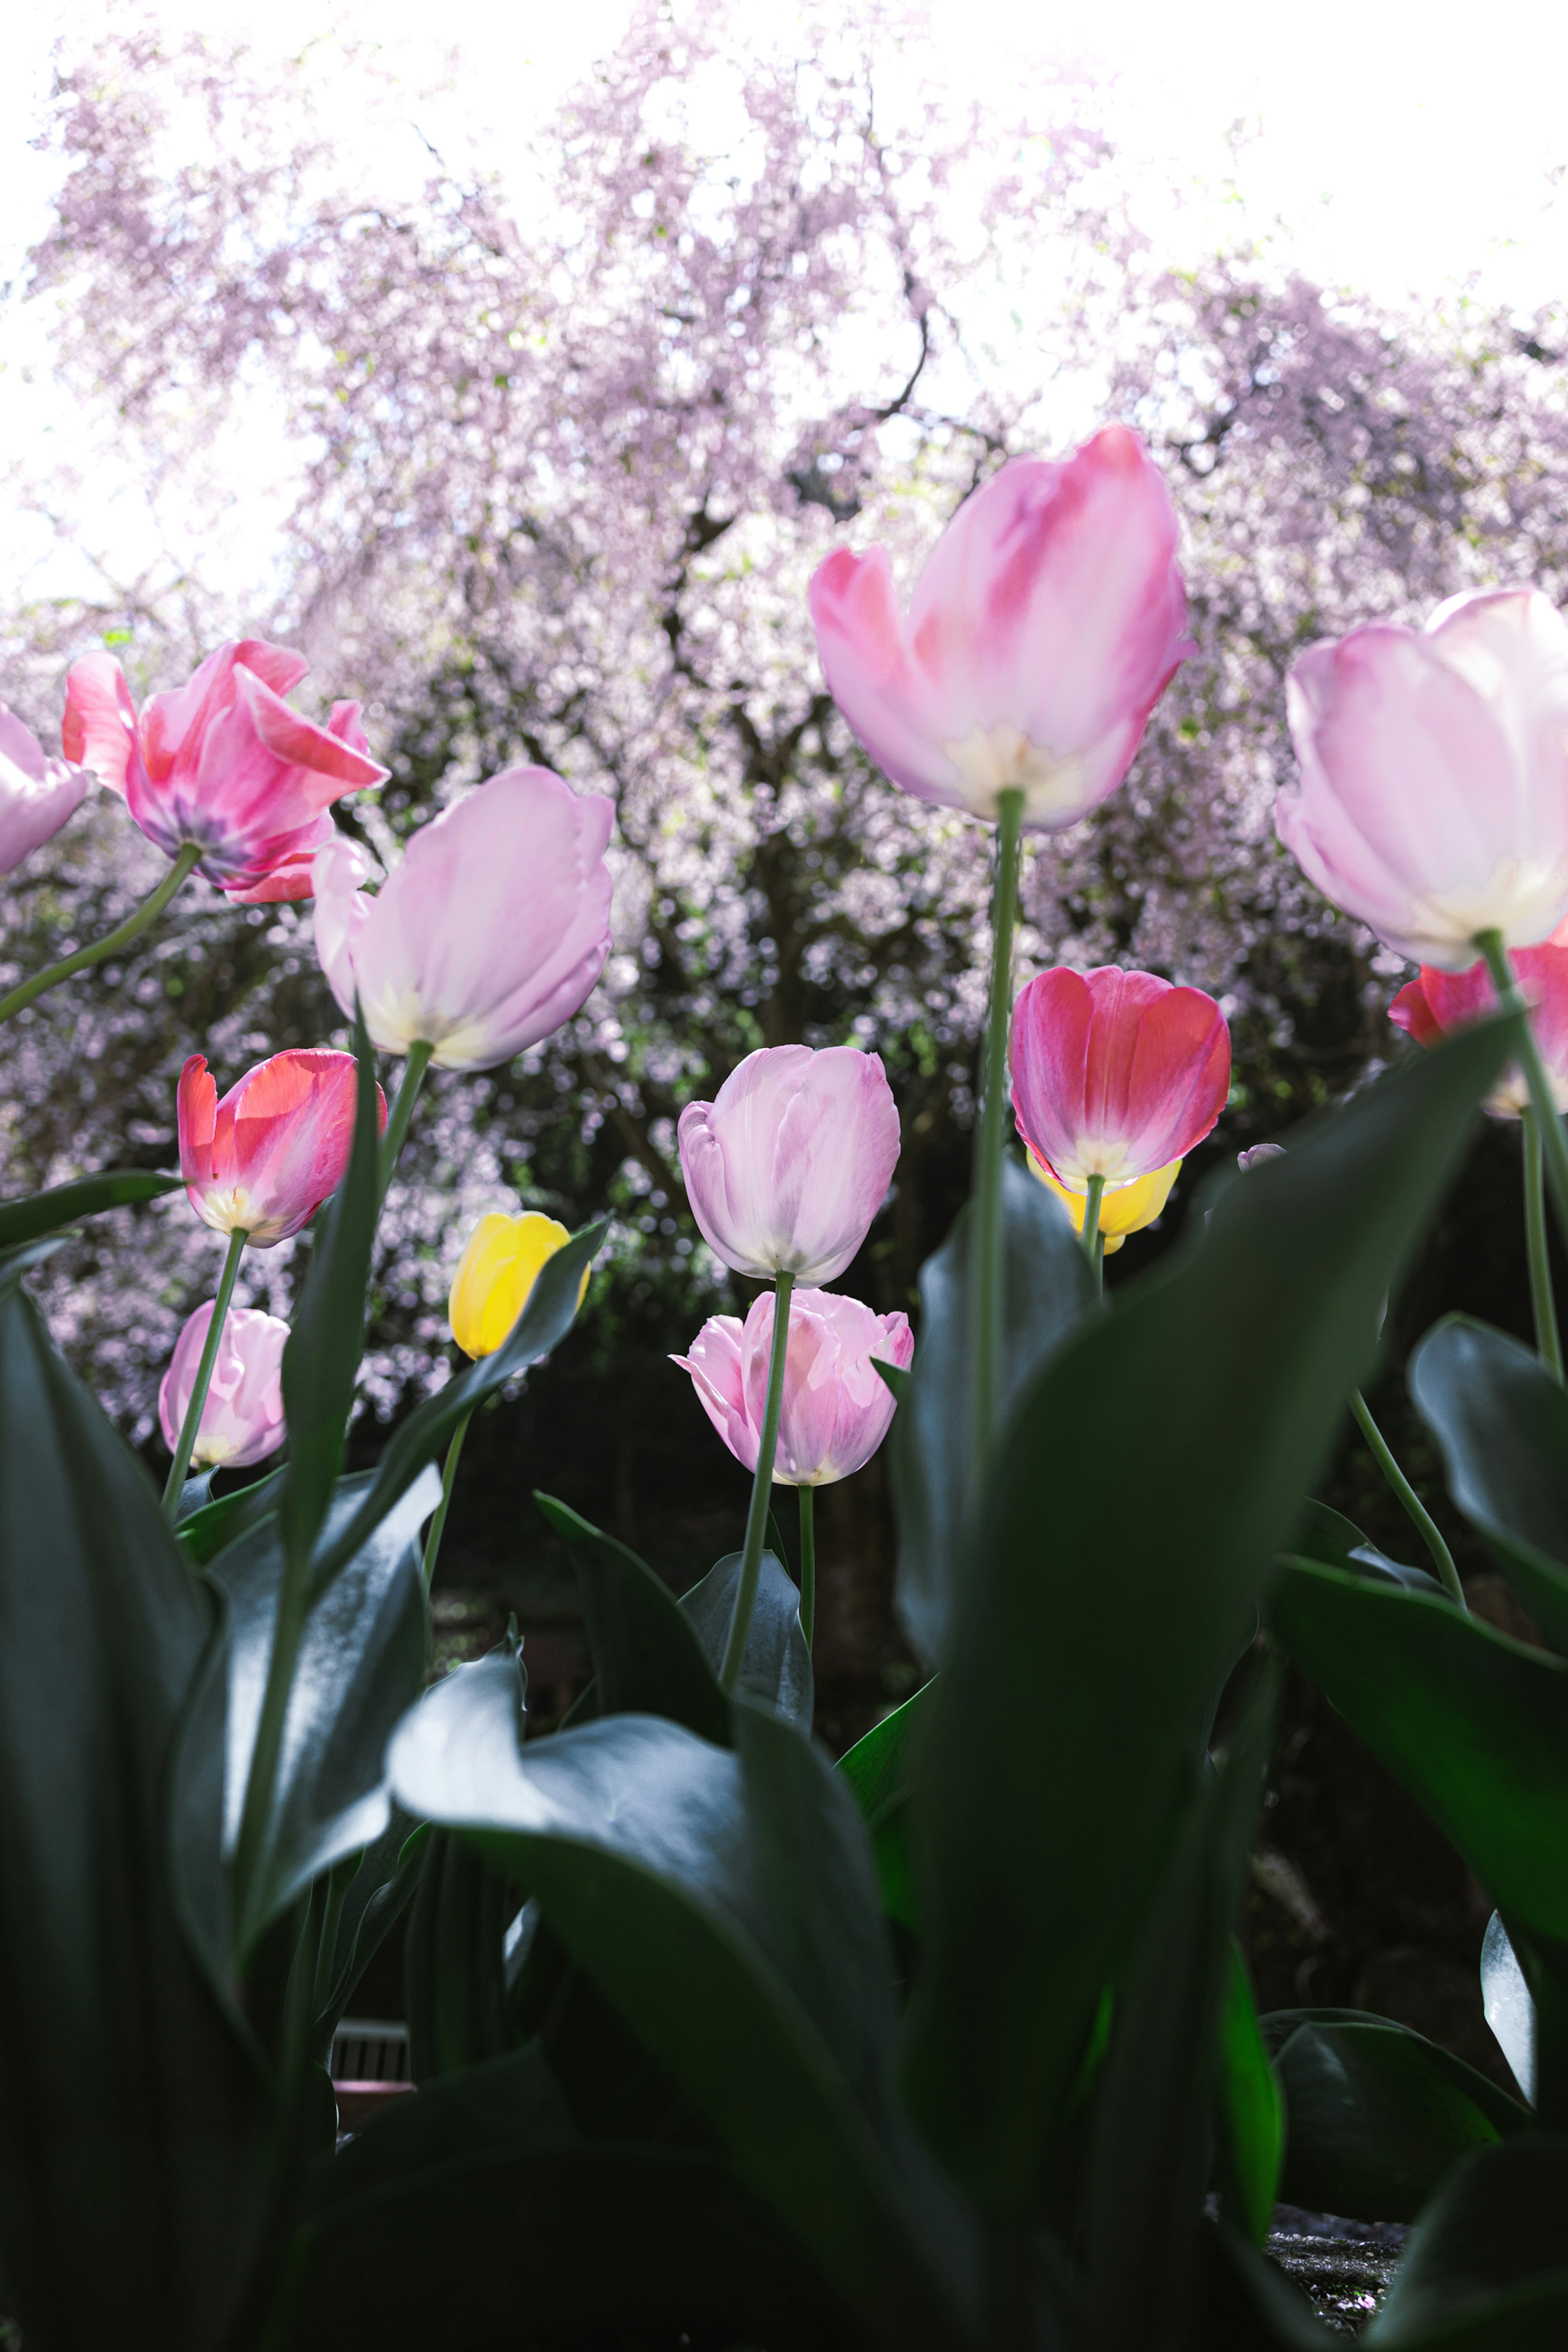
{"left": 158, "top": 1300, "right": 289, "bottom": 1469}
{"left": 178, "top": 1048, "right": 385, "bottom": 1245}
{"left": 808, "top": 425, "right": 1191, "bottom": 828}
{"left": 1279, "top": 588, "right": 1568, "bottom": 970}
{"left": 1390, "top": 930, "right": 1568, "bottom": 1118}
{"left": 62, "top": 639, "right": 386, "bottom": 902}
{"left": 677, "top": 1043, "right": 900, "bottom": 1285}
{"left": 312, "top": 766, "right": 614, "bottom": 1070}
{"left": 673, "top": 1287, "right": 914, "bottom": 1488}
{"left": 0, "top": 703, "right": 91, "bottom": 877}
{"left": 1011, "top": 965, "right": 1230, "bottom": 1192}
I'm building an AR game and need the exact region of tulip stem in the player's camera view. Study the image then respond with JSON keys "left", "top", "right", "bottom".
{"left": 421, "top": 1409, "right": 472, "bottom": 1595}
{"left": 797, "top": 1483, "right": 816, "bottom": 1652}
{"left": 160, "top": 1226, "right": 249, "bottom": 1518}
{"left": 1477, "top": 931, "right": 1568, "bottom": 1254}
{"left": 1081, "top": 1174, "right": 1106, "bottom": 1293}
{"left": 0, "top": 840, "right": 202, "bottom": 1029}
{"left": 1350, "top": 1388, "right": 1466, "bottom": 1608}
{"left": 379, "top": 1040, "right": 434, "bottom": 1197}
{"left": 1521, "top": 1107, "right": 1564, "bottom": 1383}
{"left": 721, "top": 1270, "right": 796, "bottom": 1692}
{"left": 971, "top": 787, "right": 1026, "bottom": 1465}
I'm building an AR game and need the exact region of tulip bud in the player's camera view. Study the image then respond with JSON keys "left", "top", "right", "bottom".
{"left": 158, "top": 1301, "right": 289, "bottom": 1469}
{"left": 449, "top": 1210, "right": 588, "bottom": 1358}
{"left": 677, "top": 1043, "right": 900, "bottom": 1286}
{"left": 1389, "top": 932, "right": 1568, "bottom": 1119}
{"left": 808, "top": 425, "right": 1191, "bottom": 829}
{"left": 673, "top": 1288, "right": 914, "bottom": 1487}
{"left": 1278, "top": 588, "right": 1568, "bottom": 969}
{"left": 63, "top": 639, "right": 386, "bottom": 900}
{"left": 1236, "top": 1144, "right": 1287, "bottom": 1172}
{"left": 178, "top": 1048, "right": 385, "bottom": 1245}
{"left": 0, "top": 703, "right": 91, "bottom": 878}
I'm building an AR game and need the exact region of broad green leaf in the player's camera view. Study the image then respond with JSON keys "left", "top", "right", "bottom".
{"left": 535, "top": 1494, "right": 731, "bottom": 1742}
{"left": 1202, "top": 2225, "right": 1345, "bottom": 2348}
{"left": 309, "top": 1214, "right": 608, "bottom": 1596}
{"left": 177, "top": 1466, "right": 285, "bottom": 1566}
{"left": 905, "top": 1014, "right": 1514, "bottom": 2207}
{"left": 387, "top": 1660, "right": 978, "bottom": 2352}
{"left": 405, "top": 1830, "right": 522, "bottom": 2085}
{"left": 890, "top": 1156, "right": 1098, "bottom": 1668}
{"left": 274, "top": 2047, "right": 863, "bottom": 2352}
{"left": 681, "top": 1547, "right": 813, "bottom": 1729}
{"left": 1481, "top": 1912, "right": 1536, "bottom": 2105}
{"left": 837, "top": 1681, "right": 936, "bottom": 1933}
{"left": 1411, "top": 1315, "right": 1568, "bottom": 1650}
{"left": 1293, "top": 1499, "right": 1439, "bottom": 1595}
{"left": 0, "top": 1166, "right": 182, "bottom": 1247}
{"left": 0, "top": 1262, "right": 270, "bottom": 2348}
{"left": 1368, "top": 2137, "right": 1568, "bottom": 2347}
{"left": 1263, "top": 2013, "right": 1528, "bottom": 2223}
{"left": 172, "top": 1463, "right": 441, "bottom": 1974}
{"left": 1217, "top": 1943, "right": 1286, "bottom": 2248}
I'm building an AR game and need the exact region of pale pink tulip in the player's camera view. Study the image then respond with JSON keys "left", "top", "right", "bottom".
{"left": 673, "top": 1288, "right": 914, "bottom": 1487}
{"left": 677, "top": 1043, "right": 900, "bottom": 1285}
{"left": 158, "top": 1301, "right": 289, "bottom": 1469}
{"left": 0, "top": 703, "right": 91, "bottom": 877}
{"left": 178, "top": 1048, "right": 385, "bottom": 1245}
{"left": 312, "top": 766, "right": 614, "bottom": 1070}
{"left": 808, "top": 425, "right": 1191, "bottom": 828}
{"left": 1011, "top": 965, "right": 1230, "bottom": 1192}
{"left": 63, "top": 639, "right": 385, "bottom": 902}
{"left": 1279, "top": 588, "right": 1568, "bottom": 970}
{"left": 1390, "top": 929, "right": 1568, "bottom": 1118}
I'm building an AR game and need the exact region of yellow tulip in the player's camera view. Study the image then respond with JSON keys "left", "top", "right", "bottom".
{"left": 1027, "top": 1154, "right": 1181, "bottom": 1254}
{"left": 448, "top": 1210, "right": 588, "bottom": 1358}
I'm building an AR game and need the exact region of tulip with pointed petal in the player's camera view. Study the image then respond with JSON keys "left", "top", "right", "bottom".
{"left": 177, "top": 1048, "right": 385, "bottom": 1246}
{"left": 1390, "top": 932, "right": 1568, "bottom": 1118}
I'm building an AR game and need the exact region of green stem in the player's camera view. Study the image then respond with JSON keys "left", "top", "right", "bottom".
{"left": 721, "top": 1270, "right": 796, "bottom": 1690}
{"left": 1082, "top": 1173, "right": 1106, "bottom": 1295}
{"left": 160, "top": 1225, "right": 249, "bottom": 1517}
{"left": 1522, "top": 1107, "right": 1565, "bottom": 1382}
{"left": 379, "top": 1039, "right": 434, "bottom": 1198}
{"left": 0, "top": 841, "right": 201, "bottom": 1027}
{"left": 971, "top": 788, "right": 1026, "bottom": 1466}
{"left": 798, "top": 1483, "right": 816, "bottom": 1652}
{"left": 1350, "top": 1389, "right": 1466, "bottom": 1608}
{"left": 421, "top": 1410, "right": 472, "bottom": 1595}
{"left": 311, "top": 1858, "right": 352, "bottom": 2021}
{"left": 233, "top": 1545, "right": 312, "bottom": 1936}
{"left": 1477, "top": 931, "right": 1568, "bottom": 1251}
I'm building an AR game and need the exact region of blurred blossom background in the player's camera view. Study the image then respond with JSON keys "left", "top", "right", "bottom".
{"left": 6, "top": 1, "right": 1568, "bottom": 2047}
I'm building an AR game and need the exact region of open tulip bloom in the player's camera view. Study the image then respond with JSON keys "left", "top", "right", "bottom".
{"left": 178, "top": 1048, "right": 382, "bottom": 1247}
{"left": 0, "top": 702, "right": 90, "bottom": 878}
{"left": 158, "top": 1300, "right": 289, "bottom": 1470}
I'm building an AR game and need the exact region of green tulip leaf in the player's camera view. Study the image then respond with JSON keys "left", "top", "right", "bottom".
{"left": 0, "top": 1166, "right": 183, "bottom": 1249}
{"left": 535, "top": 1493, "right": 731, "bottom": 1742}
{"left": 1217, "top": 1942, "right": 1287, "bottom": 2249}
{"left": 837, "top": 1679, "right": 935, "bottom": 1933}
{"left": 681, "top": 1547, "right": 813, "bottom": 1729}
{"left": 176, "top": 1465, "right": 285, "bottom": 1566}
{"left": 1368, "top": 2137, "right": 1568, "bottom": 2347}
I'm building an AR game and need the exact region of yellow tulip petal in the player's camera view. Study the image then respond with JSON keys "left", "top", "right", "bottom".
{"left": 1027, "top": 1154, "right": 1182, "bottom": 1249}
{"left": 448, "top": 1209, "right": 587, "bottom": 1358}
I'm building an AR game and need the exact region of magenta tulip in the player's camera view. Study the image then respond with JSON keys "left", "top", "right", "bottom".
{"left": 673, "top": 1288, "right": 913, "bottom": 1487}
{"left": 158, "top": 1301, "right": 289, "bottom": 1468}
{"left": 1279, "top": 588, "right": 1568, "bottom": 970}
{"left": 62, "top": 638, "right": 386, "bottom": 902}
{"left": 677, "top": 1043, "right": 900, "bottom": 1285}
{"left": 0, "top": 703, "right": 91, "bottom": 877}
{"left": 178, "top": 1047, "right": 384, "bottom": 1245}
{"left": 312, "top": 766, "right": 614, "bottom": 1069}
{"left": 1390, "top": 930, "right": 1568, "bottom": 1118}
{"left": 1011, "top": 965, "right": 1230, "bottom": 1192}
{"left": 808, "top": 425, "right": 1191, "bottom": 829}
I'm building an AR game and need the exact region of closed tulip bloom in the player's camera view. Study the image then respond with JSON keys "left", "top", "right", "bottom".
{"left": 158, "top": 1301, "right": 289, "bottom": 1468}
{"left": 449, "top": 1209, "right": 589, "bottom": 1357}
{"left": 1390, "top": 931, "right": 1568, "bottom": 1118}
{"left": 1279, "top": 588, "right": 1568, "bottom": 970}
{"left": 1030, "top": 1157, "right": 1179, "bottom": 1255}
{"left": 673, "top": 1288, "right": 914, "bottom": 1487}
{"left": 808, "top": 425, "right": 1191, "bottom": 829}
{"left": 677, "top": 1043, "right": 900, "bottom": 1286}
{"left": 312, "top": 766, "right": 614, "bottom": 1070}
{"left": 62, "top": 639, "right": 386, "bottom": 902}
{"left": 1011, "top": 965, "right": 1230, "bottom": 1194}
{"left": 0, "top": 703, "right": 91, "bottom": 877}
{"left": 178, "top": 1048, "right": 385, "bottom": 1245}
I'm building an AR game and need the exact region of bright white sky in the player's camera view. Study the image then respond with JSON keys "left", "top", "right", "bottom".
{"left": 2, "top": 0, "right": 1567, "bottom": 610}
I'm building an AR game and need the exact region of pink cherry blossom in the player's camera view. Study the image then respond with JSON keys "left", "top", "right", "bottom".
{"left": 1279, "top": 589, "right": 1568, "bottom": 970}
{"left": 808, "top": 426, "right": 1191, "bottom": 829}
{"left": 312, "top": 766, "right": 614, "bottom": 1070}
{"left": 62, "top": 639, "right": 386, "bottom": 902}
{"left": 0, "top": 703, "right": 90, "bottom": 877}
{"left": 178, "top": 1048, "right": 385, "bottom": 1245}
{"left": 1389, "top": 929, "right": 1568, "bottom": 1118}
{"left": 673, "top": 1287, "right": 913, "bottom": 1487}
{"left": 1011, "top": 964, "right": 1230, "bottom": 1192}
{"left": 677, "top": 1043, "right": 900, "bottom": 1285}
{"left": 158, "top": 1300, "right": 289, "bottom": 1468}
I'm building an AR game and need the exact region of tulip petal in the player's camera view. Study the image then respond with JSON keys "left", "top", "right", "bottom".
{"left": 62, "top": 653, "right": 138, "bottom": 797}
